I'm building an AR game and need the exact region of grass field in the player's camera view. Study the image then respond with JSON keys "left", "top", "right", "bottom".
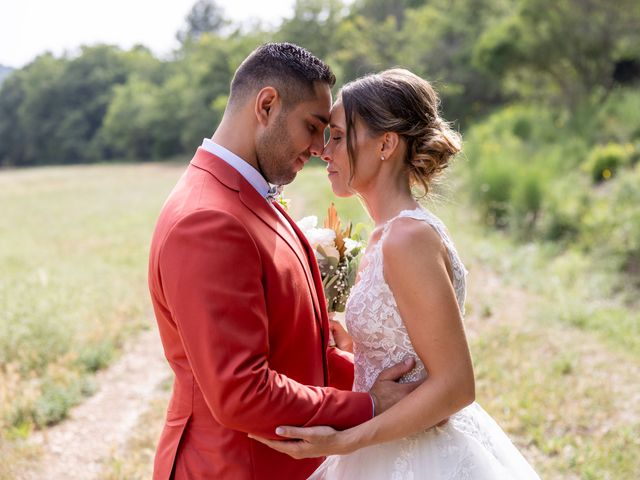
{"left": 0, "top": 162, "right": 186, "bottom": 435}
{"left": 1, "top": 161, "right": 639, "bottom": 479}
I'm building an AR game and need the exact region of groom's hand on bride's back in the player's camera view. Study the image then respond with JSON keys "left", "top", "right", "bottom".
{"left": 369, "top": 357, "right": 423, "bottom": 415}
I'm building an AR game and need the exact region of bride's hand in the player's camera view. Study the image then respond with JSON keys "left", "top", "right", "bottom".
{"left": 329, "top": 316, "right": 353, "bottom": 353}
{"left": 248, "top": 425, "right": 354, "bottom": 459}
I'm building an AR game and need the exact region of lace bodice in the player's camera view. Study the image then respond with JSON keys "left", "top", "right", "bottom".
{"left": 345, "top": 207, "right": 468, "bottom": 393}
{"left": 312, "top": 208, "right": 541, "bottom": 479}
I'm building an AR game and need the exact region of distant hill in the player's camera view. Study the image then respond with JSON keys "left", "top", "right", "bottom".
{"left": 0, "top": 65, "right": 14, "bottom": 86}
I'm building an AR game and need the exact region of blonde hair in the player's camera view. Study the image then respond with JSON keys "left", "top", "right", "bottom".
{"left": 340, "top": 68, "right": 461, "bottom": 196}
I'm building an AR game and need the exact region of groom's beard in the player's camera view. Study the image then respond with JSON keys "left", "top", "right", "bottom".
{"left": 256, "top": 115, "right": 301, "bottom": 186}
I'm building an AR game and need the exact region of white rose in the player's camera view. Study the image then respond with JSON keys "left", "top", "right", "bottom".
{"left": 296, "top": 216, "right": 318, "bottom": 235}
{"left": 305, "top": 227, "right": 336, "bottom": 251}
{"left": 343, "top": 238, "right": 360, "bottom": 255}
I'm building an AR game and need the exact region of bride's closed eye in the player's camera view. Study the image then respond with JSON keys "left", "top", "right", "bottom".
{"left": 329, "top": 128, "right": 343, "bottom": 142}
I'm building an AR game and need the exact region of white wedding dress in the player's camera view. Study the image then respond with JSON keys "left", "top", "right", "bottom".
{"left": 309, "top": 208, "right": 540, "bottom": 479}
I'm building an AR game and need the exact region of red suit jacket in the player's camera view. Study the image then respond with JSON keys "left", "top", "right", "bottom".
{"left": 148, "top": 148, "right": 373, "bottom": 479}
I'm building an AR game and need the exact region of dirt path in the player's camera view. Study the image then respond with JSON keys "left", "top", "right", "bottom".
{"left": 20, "top": 326, "right": 171, "bottom": 480}
{"left": 467, "top": 264, "right": 640, "bottom": 423}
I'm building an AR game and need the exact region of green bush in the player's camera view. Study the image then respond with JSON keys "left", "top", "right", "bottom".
{"left": 582, "top": 143, "right": 633, "bottom": 183}
{"left": 464, "top": 104, "right": 563, "bottom": 233}
{"left": 32, "top": 376, "right": 95, "bottom": 428}
{"left": 512, "top": 168, "right": 548, "bottom": 235}
{"left": 470, "top": 156, "right": 514, "bottom": 228}
{"left": 581, "top": 164, "right": 640, "bottom": 281}
{"left": 33, "top": 383, "right": 75, "bottom": 427}
{"left": 595, "top": 89, "right": 640, "bottom": 144}
{"left": 462, "top": 89, "right": 640, "bottom": 269}
{"left": 78, "top": 340, "right": 116, "bottom": 373}
{"left": 540, "top": 175, "right": 591, "bottom": 243}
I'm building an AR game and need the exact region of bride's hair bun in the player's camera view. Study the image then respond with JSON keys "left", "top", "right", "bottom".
{"left": 408, "top": 116, "right": 461, "bottom": 194}
{"left": 340, "top": 68, "right": 461, "bottom": 195}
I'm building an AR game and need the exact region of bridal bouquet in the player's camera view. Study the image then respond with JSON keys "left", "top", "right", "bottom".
{"left": 297, "top": 204, "right": 365, "bottom": 313}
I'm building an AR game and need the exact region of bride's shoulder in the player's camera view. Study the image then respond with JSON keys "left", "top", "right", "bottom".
{"left": 382, "top": 217, "right": 447, "bottom": 264}
{"left": 381, "top": 218, "right": 453, "bottom": 291}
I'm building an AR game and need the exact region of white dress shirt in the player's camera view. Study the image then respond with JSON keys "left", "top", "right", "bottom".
{"left": 201, "top": 138, "right": 271, "bottom": 197}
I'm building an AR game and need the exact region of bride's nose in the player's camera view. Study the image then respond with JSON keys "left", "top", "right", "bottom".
{"left": 321, "top": 146, "right": 331, "bottom": 163}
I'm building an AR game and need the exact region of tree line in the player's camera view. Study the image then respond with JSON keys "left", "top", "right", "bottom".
{"left": 0, "top": 0, "right": 638, "bottom": 166}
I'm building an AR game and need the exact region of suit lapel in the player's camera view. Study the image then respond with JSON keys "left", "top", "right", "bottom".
{"left": 273, "top": 202, "right": 330, "bottom": 356}
{"left": 191, "top": 148, "right": 327, "bottom": 343}
{"left": 232, "top": 181, "right": 312, "bottom": 295}
{"left": 239, "top": 192, "right": 329, "bottom": 358}
{"left": 272, "top": 202, "right": 329, "bottom": 343}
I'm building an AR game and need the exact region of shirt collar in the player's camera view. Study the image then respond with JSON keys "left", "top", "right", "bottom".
{"left": 201, "top": 138, "right": 271, "bottom": 198}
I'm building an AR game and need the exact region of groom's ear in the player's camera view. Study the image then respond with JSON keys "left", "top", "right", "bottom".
{"left": 254, "top": 87, "right": 280, "bottom": 127}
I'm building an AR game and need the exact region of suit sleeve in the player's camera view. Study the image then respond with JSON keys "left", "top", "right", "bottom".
{"left": 158, "top": 210, "right": 373, "bottom": 439}
{"left": 326, "top": 347, "right": 357, "bottom": 391}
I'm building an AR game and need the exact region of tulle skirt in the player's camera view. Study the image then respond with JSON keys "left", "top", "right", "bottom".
{"left": 308, "top": 403, "right": 540, "bottom": 480}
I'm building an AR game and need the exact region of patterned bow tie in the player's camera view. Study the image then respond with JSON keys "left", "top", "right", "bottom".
{"left": 265, "top": 185, "right": 283, "bottom": 202}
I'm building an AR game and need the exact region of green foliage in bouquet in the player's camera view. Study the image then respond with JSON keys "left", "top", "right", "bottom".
{"left": 320, "top": 204, "right": 365, "bottom": 313}
{"left": 297, "top": 204, "right": 366, "bottom": 314}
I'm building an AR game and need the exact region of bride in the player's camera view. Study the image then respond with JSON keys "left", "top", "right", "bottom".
{"left": 251, "top": 68, "right": 540, "bottom": 479}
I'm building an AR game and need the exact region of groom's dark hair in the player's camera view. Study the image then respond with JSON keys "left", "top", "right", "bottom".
{"left": 228, "top": 43, "right": 335, "bottom": 110}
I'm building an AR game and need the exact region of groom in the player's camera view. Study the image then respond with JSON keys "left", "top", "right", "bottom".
{"left": 148, "top": 43, "right": 417, "bottom": 479}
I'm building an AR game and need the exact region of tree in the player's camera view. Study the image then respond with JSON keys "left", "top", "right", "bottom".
{"left": 326, "top": 14, "right": 402, "bottom": 85}
{"left": 98, "top": 78, "right": 159, "bottom": 159}
{"left": 277, "top": 0, "right": 346, "bottom": 60}
{"left": 0, "top": 65, "right": 14, "bottom": 86}
{"left": 177, "top": 0, "right": 229, "bottom": 44}
{"left": 0, "top": 71, "right": 28, "bottom": 165}
{"left": 0, "top": 54, "right": 67, "bottom": 166}
{"left": 473, "top": 0, "right": 640, "bottom": 106}
{"left": 351, "top": 0, "right": 427, "bottom": 28}
{"left": 396, "top": 0, "right": 509, "bottom": 123}
{"left": 0, "top": 46, "right": 164, "bottom": 165}
{"left": 56, "top": 46, "right": 136, "bottom": 162}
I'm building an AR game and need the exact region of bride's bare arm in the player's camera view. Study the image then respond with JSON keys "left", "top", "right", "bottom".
{"left": 344, "top": 218, "right": 475, "bottom": 447}
{"left": 250, "top": 219, "right": 474, "bottom": 457}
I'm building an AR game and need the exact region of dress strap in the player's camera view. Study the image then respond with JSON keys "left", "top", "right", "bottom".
{"left": 378, "top": 206, "right": 468, "bottom": 314}
{"left": 379, "top": 207, "right": 425, "bottom": 244}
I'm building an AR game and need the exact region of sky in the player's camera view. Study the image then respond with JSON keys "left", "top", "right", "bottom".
{"left": 0, "top": 0, "right": 297, "bottom": 68}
